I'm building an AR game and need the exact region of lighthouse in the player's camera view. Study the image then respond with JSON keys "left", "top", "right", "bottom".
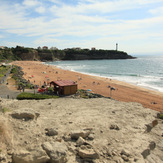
{"left": 116, "top": 43, "right": 118, "bottom": 51}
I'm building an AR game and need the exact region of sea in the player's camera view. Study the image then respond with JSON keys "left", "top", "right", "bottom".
{"left": 46, "top": 55, "right": 163, "bottom": 92}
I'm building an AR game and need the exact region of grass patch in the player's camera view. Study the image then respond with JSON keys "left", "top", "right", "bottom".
{"left": 1, "top": 107, "right": 10, "bottom": 113}
{"left": 17, "top": 92, "right": 59, "bottom": 100}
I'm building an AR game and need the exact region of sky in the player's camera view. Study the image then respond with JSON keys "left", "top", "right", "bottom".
{"left": 0, "top": 0, "right": 163, "bottom": 55}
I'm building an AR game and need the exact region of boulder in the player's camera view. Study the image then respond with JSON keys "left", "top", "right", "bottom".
{"left": 42, "top": 141, "right": 68, "bottom": 163}
{"left": 149, "top": 141, "right": 156, "bottom": 150}
{"left": 110, "top": 124, "right": 120, "bottom": 130}
{"left": 141, "top": 149, "right": 150, "bottom": 159}
{"left": 113, "top": 156, "right": 124, "bottom": 163}
{"left": 120, "top": 149, "right": 130, "bottom": 157}
{"left": 12, "top": 149, "right": 49, "bottom": 163}
{"left": 78, "top": 148, "right": 99, "bottom": 159}
{"left": 121, "top": 154, "right": 129, "bottom": 161}
{"left": 76, "top": 137, "right": 88, "bottom": 146}
{"left": 45, "top": 128, "right": 58, "bottom": 136}
{"left": 87, "top": 133, "right": 95, "bottom": 140}
{"left": 11, "top": 108, "right": 40, "bottom": 121}
{"left": 71, "top": 130, "right": 90, "bottom": 140}
{"left": 145, "top": 120, "right": 158, "bottom": 132}
{"left": 0, "top": 153, "right": 6, "bottom": 162}
{"left": 62, "top": 134, "right": 71, "bottom": 142}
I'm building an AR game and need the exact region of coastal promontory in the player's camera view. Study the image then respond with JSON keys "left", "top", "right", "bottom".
{"left": 0, "top": 46, "right": 136, "bottom": 62}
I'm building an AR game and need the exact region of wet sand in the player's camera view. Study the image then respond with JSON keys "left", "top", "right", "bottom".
{"left": 12, "top": 61, "right": 163, "bottom": 112}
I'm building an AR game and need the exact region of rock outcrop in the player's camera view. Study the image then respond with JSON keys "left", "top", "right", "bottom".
{"left": 11, "top": 108, "right": 40, "bottom": 121}
{"left": 12, "top": 149, "right": 49, "bottom": 163}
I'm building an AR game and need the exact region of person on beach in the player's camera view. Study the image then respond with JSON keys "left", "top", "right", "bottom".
{"left": 19, "top": 86, "right": 22, "bottom": 92}
{"left": 43, "top": 81, "right": 46, "bottom": 86}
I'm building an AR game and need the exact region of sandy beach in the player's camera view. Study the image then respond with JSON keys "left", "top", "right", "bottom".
{"left": 12, "top": 61, "right": 163, "bottom": 112}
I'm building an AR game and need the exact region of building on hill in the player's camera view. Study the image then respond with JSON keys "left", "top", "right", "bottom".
{"left": 0, "top": 46, "right": 6, "bottom": 49}
{"left": 42, "top": 46, "right": 48, "bottom": 50}
{"left": 91, "top": 47, "right": 96, "bottom": 50}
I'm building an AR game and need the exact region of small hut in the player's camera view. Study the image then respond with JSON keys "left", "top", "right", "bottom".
{"left": 50, "top": 80, "right": 77, "bottom": 96}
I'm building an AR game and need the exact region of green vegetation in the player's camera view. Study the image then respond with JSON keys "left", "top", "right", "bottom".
{"left": 159, "top": 114, "right": 163, "bottom": 119}
{"left": 0, "top": 48, "right": 15, "bottom": 62}
{"left": 1, "top": 107, "right": 10, "bottom": 113}
{"left": 10, "top": 65, "right": 34, "bottom": 89}
{"left": 0, "top": 65, "right": 11, "bottom": 80}
{"left": 47, "top": 87, "right": 53, "bottom": 93}
{"left": 76, "top": 89, "right": 104, "bottom": 99}
{"left": 17, "top": 92, "right": 59, "bottom": 100}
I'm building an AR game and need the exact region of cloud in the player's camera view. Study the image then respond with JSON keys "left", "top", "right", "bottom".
{"left": 49, "top": 0, "right": 163, "bottom": 16}
{"left": 0, "top": 0, "right": 163, "bottom": 53}
{"left": 47, "top": 0, "right": 63, "bottom": 5}
{"left": 23, "top": 0, "right": 39, "bottom": 7}
{"left": 35, "top": 6, "right": 46, "bottom": 14}
{"left": 2, "top": 41, "right": 25, "bottom": 47}
{"left": 1, "top": 0, "right": 162, "bottom": 37}
{"left": 149, "top": 7, "right": 163, "bottom": 15}
{"left": 33, "top": 36, "right": 63, "bottom": 46}
{"left": 0, "top": 35, "right": 4, "bottom": 39}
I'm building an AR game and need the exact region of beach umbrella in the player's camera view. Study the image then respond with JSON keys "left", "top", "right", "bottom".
{"left": 87, "top": 89, "right": 92, "bottom": 91}
{"left": 31, "top": 75, "right": 34, "bottom": 77}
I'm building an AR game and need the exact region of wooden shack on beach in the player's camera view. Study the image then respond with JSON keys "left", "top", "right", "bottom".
{"left": 50, "top": 80, "right": 77, "bottom": 96}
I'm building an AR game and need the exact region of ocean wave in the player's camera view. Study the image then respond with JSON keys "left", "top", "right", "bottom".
{"left": 45, "top": 58, "right": 163, "bottom": 92}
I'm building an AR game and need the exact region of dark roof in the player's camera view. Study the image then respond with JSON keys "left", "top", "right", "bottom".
{"left": 50, "top": 80, "right": 77, "bottom": 87}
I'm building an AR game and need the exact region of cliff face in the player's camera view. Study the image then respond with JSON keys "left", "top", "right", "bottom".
{"left": 12, "top": 47, "right": 39, "bottom": 61}
{"left": 17, "top": 51, "right": 39, "bottom": 60}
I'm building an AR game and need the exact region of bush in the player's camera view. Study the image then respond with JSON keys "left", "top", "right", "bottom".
{"left": 159, "top": 114, "right": 163, "bottom": 119}
{"left": 76, "top": 89, "right": 104, "bottom": 98}
{"left": 47, "top": 87, "right": 53, "bottom": 93}
{"left": 17, "top": 92, "right": 59, "bottom": 100}
{"left": 10, "top": 67, "right": 17, "bottom": 74}
{"left": 25, "top": 83, "right": 34, "bottom": 89}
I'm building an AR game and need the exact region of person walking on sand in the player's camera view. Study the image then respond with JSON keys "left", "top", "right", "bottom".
{"left": 19, "top": 86, "right": 22, "bottom": 92}
{"left": 22, "top": 86, "right": 25, "bottom": 92}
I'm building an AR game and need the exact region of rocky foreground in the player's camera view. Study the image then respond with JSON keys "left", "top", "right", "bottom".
{"left": 0, "top": 97, "right": 163, "bottom": 163}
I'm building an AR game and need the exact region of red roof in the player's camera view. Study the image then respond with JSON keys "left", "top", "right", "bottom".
{"left": 50, "top": 80, "right": 77, "bottom": 87}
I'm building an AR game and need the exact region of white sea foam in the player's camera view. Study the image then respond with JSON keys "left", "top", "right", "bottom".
{"left": 45, "top": 56, "right": 163, "bottom": 92}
